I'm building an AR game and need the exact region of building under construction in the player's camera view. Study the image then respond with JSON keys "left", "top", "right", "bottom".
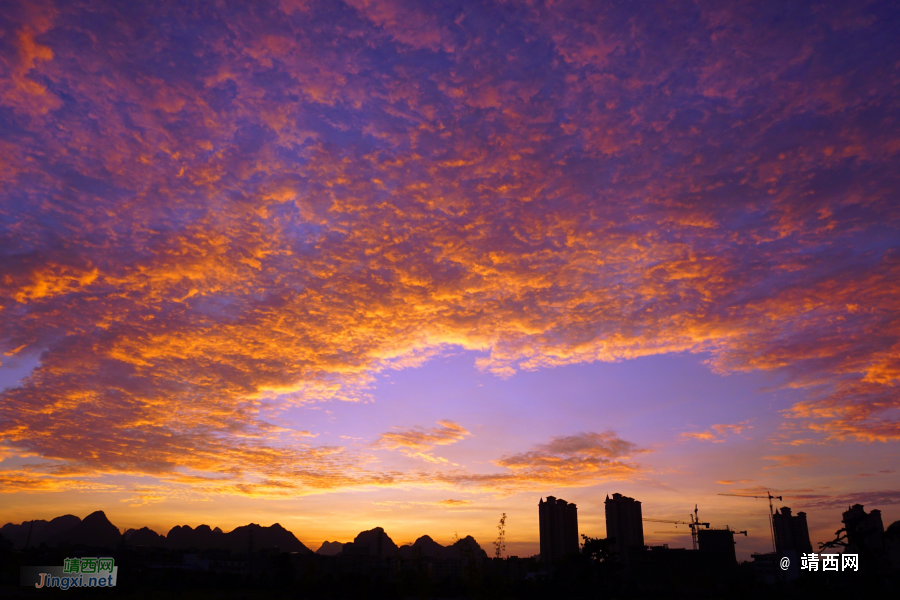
{"left": 697, "top": 527, "right": 745, "bottom": 564}
{"left": 772, "top": 506, "right": 812, "bottom": 553}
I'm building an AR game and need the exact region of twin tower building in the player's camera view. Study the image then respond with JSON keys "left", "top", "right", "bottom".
{"left": 539, "top": 493, "right": 642, "bottom": 562}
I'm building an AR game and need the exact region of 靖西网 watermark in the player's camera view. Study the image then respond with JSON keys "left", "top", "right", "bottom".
{"left": 800, "top": 553, "right": 858, "bottom": 572}
{"left": 21, "top": 557, "right": 117, "bottom": 589}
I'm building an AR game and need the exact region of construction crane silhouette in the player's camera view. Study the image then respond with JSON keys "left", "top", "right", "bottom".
{"left": 718, "top": 491, "right": 782, "bottom": 552}
{"left": 643, "top": 505, "right": 709, "bottom": 550}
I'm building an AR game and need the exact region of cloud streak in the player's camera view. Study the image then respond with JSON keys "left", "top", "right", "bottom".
{"left": 376, "top": 421, "right": 471, "bottom": 451}
{"left": 429, "top": 432, "right": 645, "bottom": 493}
{"left": 681, "top": 421, "right": 752, "bottom": 443}
{"left": 375, "top": 420, "right": 471, "bottom": 464}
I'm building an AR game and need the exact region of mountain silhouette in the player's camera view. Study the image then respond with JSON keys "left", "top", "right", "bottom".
{"left": 45, "top": 511, "right": 121, "bottom": 549}
{"left": 1, "top": 512, "right": 487, "bottom": 559}
{"left": 316, "top": 541, "right": 344, "bottom": 555}
{"left": 350, "top": 526, "right": 399, "bottom": 557}
{"left": 1, "top": 515, "right": 81, "bottom": 548}
{"left": 448, "top": 535, "right": 489, "bottom": 560}
{"left": 166, "top": 524, "right": 226, "bottom": 549}
{"left": 225, "top": 523, "right": 312, "bottom": 554}
{"left": 123, "top": 527, "right": 167, "bottom": 547}
{"left": 166, "top": 522, "right": 311, "bottom": 553}
{"left": 395, "top": 534, "right": 488, "bottom": 560}
{"left": 398, "top": 534, "right": 448, "bottom": 559}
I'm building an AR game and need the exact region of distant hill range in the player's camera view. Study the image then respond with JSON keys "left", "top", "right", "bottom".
{"left": 166, "top": 522, "right": 312, "bottom": 554}
{"left": 342, "top": 527, "right": 488, "bottom": 560}
{"left": 1, "top": 513, "right": 487, "bottom": 558}
{"left": 403, "top": 534, "right": 489, "bottom": 561}
{"left": 2, "top": 512, "right": 311, "bottom": 553}
{"left": 1, "top": 512, "right": 121, "bottom": 549}
{"left": 1, "top": 514, "right": 81, "bottom": 548}
{"left": 316, "top": 540, "right": 344, "bottom": 555}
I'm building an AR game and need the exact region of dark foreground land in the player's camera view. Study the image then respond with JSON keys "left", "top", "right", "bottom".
{"left": 1, "top": 543, "right": 895, "bottom": 600}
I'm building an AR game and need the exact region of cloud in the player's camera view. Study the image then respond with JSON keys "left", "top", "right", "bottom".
{"left": 0, "top": 0, "right": 898, "bottom": 495}
{"left": 762, "top": 454, "right": 820, "bottom": 470}
{"left": 498, "top": 431, "right": 640, "bottom": 466}
{"left": 790, "top": 490, "right": 900, "bottom": 511}
{"left": 376, "top": 421, "right": 470, "bottom": 451}
{"left": 428, "top": 432, "right": 645, "bottom": 492}
{"left": 857, "top": 470, "right": 894, "bottom": 478}
{"left": 436, "top": 499, "right": 471, "bottom": 506}
{"left": 681, "top": 421, "right": 753, "bottom": 443}
{"left": 374, "top": 420, "right": 470, "bottom": 464}
{"left": 0, "top": 429, "right": 642, "bottom": 499}
{"left": 374, "top": 498, "right": 474, "bottom": 509}
{"left": 717, "top": 485, "right": 900, "bottom": 513}
{"left": 344, "top": 0, "right": 454, "bottom": 52}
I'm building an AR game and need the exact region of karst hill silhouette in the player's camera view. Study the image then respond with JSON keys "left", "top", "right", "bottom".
{"left": 403, "top": 534, "right": 446, "bottom": 559}
{"left": 2, "top": 511, "right": 120, "bottom": 549}
{"left": 338, "top": 526, "right": 488, "bottom": 560}
{"left": 349, "top": 526, "right": 399, "bottom": 555}
{"left": 1, "top": 514, "right": 80, "bottom": 548}
{"left": 229, "top": 523, "right": 313, "bottom": 554}
{"left": 123, "top": 526, "right": 167, "bottom": 547}
{"left": 47, "top": 511, "right": 122, "bottom": 548}
{"left": 402, "top": 533, "right": 489, "bottom": 560}
{"left": 315, "top": 540, "right": 344, "bottom": 555}
{"left": 1, "top": 512, "right": 488, "bottom": 558}
{"left": 145, "top": 521, "right": 314, "bottom": 553}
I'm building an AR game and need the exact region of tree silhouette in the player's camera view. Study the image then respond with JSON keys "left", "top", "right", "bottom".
{"left": 819, "top": 527, "right": 848, "bottom": 550}
{"left": 581, "top": 534, "right": 615, "bottom": 564}
{"left": 494, "top": 513, "right": 507, "bottom": 559}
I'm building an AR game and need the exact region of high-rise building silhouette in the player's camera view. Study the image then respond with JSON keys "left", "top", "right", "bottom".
{"left": 842, "top": 504, "right": 885, "bottom": 552}
{"left": 772, "top": 506, "right": 812, "bottom": 553}
{"left": 605, "top": 493, "right": 644, "bottom": 559}
{"left": 697, "top": 528, "right": 737, "bottom": 564}
{"left": 538, "top": 496, "right": 579, "bottom": 562}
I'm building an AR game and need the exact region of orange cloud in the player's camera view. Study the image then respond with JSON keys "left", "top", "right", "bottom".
{"left": 429, "top": 432, "right": 646, "bottom": 493}
{"left": 681, "top": 421, "right": 752, "bottom": 443}
{"left": 761, "top": 454, "right": 820, "bottom": 470}
{"left": 0, "top": 3, "right": 62, "bottom": 117}
{"left": 376, "top": 421, "right": 471, "bottom": 451}
{"left": 0, "top": 0, "right": 898, "bottom": 496}
{"left": 0, "top": 430, "right": 642, "bottom": 499}
{"left": 436, "top": 499, "right": 471, "bottom": 506}
{"left": 375, "top": 420, "right": 470, "bottom": 464}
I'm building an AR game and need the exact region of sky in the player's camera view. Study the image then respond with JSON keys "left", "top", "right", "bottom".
{"left": 0, "top": 0, "right": 898, "bottom": 560}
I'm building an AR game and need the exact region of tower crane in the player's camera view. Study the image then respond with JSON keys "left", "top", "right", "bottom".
{"left": 717, "top": 491, "right": 782, "bottom": 552}
{"left": 643, "top": 505, "right": 709, "bottom": 550}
